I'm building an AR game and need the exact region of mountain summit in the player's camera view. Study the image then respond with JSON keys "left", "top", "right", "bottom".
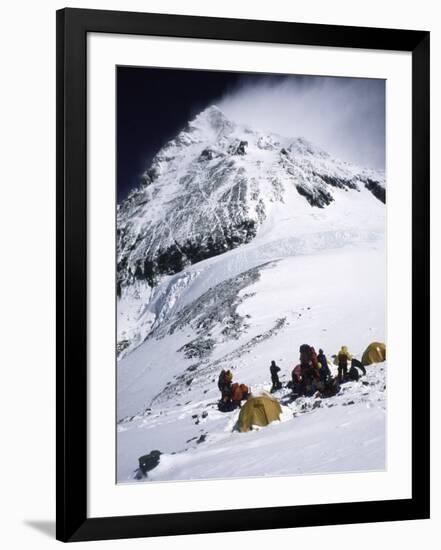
{"left": 118, "top": 106, "right": 385, "bottom": 291}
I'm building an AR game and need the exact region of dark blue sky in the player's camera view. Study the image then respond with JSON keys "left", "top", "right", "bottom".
{"left": 117, "top": 67, "right": 385, "bottom": 203}
{"left": 117, "top": 67, "right": 244, "bottom": 202}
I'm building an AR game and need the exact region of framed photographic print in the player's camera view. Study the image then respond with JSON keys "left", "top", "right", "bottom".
{"left": 56, "top": 8, "right": 430, "bottom": 542}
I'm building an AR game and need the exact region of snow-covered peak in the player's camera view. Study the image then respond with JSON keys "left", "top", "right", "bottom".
{"left": 188, "top": 105, "right": 235, "bottom": 137}
{"left": 118, "top": 105, "right": 386, "bottom": 331}
{"left": 286, "top": 136, "right": 330, "bottom": 159}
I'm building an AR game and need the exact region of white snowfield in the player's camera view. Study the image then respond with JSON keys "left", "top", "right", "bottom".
{"left": 116, "top": 106, "right": 386, "bottom": 483}
{"left": 137, "top": 376, "right": 386, "bottom": 482}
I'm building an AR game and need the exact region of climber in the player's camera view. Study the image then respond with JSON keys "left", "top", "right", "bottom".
{"left": 270, "top": 360, "right": 282, "bottom": 392}
{"left": 299, "top": 344, "right": 321, "bottom": 396}
{"left": 291, "top": 364, "right": 304, "bottom": 397}
{"left": 317, "top": 348, "right": 331, "bottom": 381}
{"left": 217, "top": 369, "right": 233, "bottom": 400}
{"left": 336, "top": 346, "right": 352, "bottom": 382}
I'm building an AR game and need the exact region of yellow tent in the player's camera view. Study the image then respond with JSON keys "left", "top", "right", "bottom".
{"left": 238, "top": 394, "right": 282, "bottom": 433}
{"left": 361, "top": 342, "right": 386, "bottom": 365}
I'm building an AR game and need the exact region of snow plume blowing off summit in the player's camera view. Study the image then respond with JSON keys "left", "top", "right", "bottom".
{"left": 217, "top": 75, "right": 385, "bottom": 171}
{"left": 116, "top": 91, "right": 386, "bottom": 483}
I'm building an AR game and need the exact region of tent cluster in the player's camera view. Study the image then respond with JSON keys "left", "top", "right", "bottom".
{"left": 217, "top": 341, "right": 386, "bottom": 432}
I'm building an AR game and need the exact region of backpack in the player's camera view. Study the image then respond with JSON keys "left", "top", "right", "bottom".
{"left": 310, "top": 347, "right": 319, "bottom": 369}
{"left": 231, "top": 383, "right": 243, "bottom": 402}
{"left": 351, "top": 358, "right": 366, "bottom": 376}
{"left": 347, "top": 366, "right": 359, "bottom": 381}
{"left": 338, "top": 352, "right": 349, "bottom": 366}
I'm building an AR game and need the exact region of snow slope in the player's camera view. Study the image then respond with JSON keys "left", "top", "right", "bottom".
{"left": 116, "top": 105, "right": 386, "bottom": 483}
{"left": 118, "top": 354, "right": 386, "bottom": 482}
{"left": 142, "top": 385, "right": 386, "bottom": 482}
{"left": 117, "top": 241, "right": 385, "bottom": 482}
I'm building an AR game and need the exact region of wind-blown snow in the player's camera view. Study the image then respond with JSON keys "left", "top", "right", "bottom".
{"left": 116, "top": 105, "right": 386, "bottom": 483}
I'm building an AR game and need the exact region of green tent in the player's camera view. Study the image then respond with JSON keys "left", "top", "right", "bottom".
{"left": 238, "top": 394, "right": 282, "bottom": 433}
{"left": 362, "top": 342, "right": 386, "bottom": 365}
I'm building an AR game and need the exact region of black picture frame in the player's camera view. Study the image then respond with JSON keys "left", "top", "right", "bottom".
{"left": 56, "top": 8, "right": 430, "bottom": 543}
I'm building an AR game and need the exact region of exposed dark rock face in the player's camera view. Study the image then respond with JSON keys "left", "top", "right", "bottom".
{"left": 318, "top": 173, "right": 358, "bottom": 190}
{"left": 150, "top": 264, "right": 290, "bottom": 406}
{"left": 228, "top": 139, "right": 248, "bottom": 155}
{"left": 199, "top": 147, "right": 223, "bottom": 162}
{"left": 117, "top": 339, "right": 130, "bottom": 356}
{"left": 363, "top": 178, "right": 386, "bottom": 203}
{"left": 154, "top": 264, "right": 264, "bottom": 339}
{"left": 296, "top": 184, "right": 334, "bottom": 208}
{"left": 124, "top": 218, "right": 258, "bottom": 287}
{"left": 136, "top": 450, "right": 162, "bottom": 479}
{"left": 179, "top": 338, "right": 215, "bottom": 359}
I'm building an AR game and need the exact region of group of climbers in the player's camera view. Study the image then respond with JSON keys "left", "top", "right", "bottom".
{"left": 288, "top": 343, "right": 367, "bottom": 398}
{"left": 288, "top": 344, "right": 333, "bottom": 397}
{"left": 217, "top": 343, "right": 371, "bottom": 411}
{"left": 217, "top": 369, "right": 250, "bottom": 412}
